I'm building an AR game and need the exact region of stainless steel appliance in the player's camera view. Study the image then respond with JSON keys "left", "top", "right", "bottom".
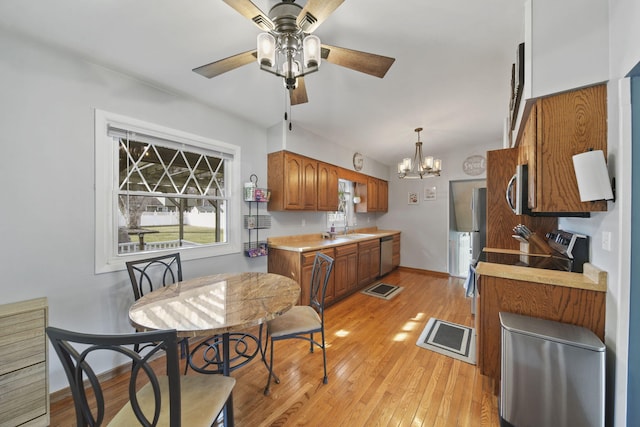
{"left": 500, "top": 312, "right": 605, "bottom": 427}
{"left": 506, "top": 164, "right": 589, "bottom": 217}
{"left": 465, "top": 188, "right": 486, "bottom": 314}
{"left": 546, "top": 229, "right": 590, "bottom": 272}
{"left": 379, "top": 236, "right": 394, "bottom": 276}
{"left": 470, "top": 187, "right": 487, "bottom": 262}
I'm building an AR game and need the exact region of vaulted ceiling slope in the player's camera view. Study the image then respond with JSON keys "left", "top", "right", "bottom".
{"left": 0, "top": 0, "right": 524, "bottom": 166}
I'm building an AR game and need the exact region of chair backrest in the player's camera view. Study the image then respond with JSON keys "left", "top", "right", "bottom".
{"left": 46, "top": 326, "right": 182, "bottom": 426}
{"left": 126, "top": 253, "right": 183, "bottom": 300}
{"left": 309, "top": 252, "right": 334, "bottom": 313}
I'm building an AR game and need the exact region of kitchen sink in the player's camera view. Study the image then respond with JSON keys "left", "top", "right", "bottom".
{"left": 341, "top": 233, "right": 377, "bottom": 240}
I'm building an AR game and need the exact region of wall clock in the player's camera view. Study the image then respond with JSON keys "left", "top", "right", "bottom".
{"left": 353, "top": 152, "right": 364, "bottom": 171}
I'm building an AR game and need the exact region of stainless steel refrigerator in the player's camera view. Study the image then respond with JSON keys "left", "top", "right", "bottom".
{"left": 470, "top": 187, "right": 487, "bottom": 263}
{"left": 464, "top": 187, "right": 486, "bottom": 313}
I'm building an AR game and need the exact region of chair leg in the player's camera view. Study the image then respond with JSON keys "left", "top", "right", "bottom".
{"left": 321, "top": 328, "right": 328, "bottom": 384}
{"left": 180, "top": 339, "right": 189, "bottom": 375}
{"left": 264, "top": 338, "right": 275, "bottom": 395}
{"left": 222, "top": 393, "right": 235, "bottom": 427}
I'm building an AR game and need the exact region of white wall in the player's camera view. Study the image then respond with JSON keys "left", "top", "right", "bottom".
{"left": 0, "top": 30, "right": 271, "bottom": 392}
{"left": 558, "top": 1, "right": 640, "bottom": 425}
{"left": 379, "top": 142, "right": 501, "bottom": 273}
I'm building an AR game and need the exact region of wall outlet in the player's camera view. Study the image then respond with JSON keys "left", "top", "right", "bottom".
{"left": 602, "top": 231, "right": 612, "bottom": 251}
{"left": 301, "top": 219, "right": 306, "bottom": 227}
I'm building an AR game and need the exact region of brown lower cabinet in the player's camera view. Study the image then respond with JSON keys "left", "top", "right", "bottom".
{"left": 476, "top": 274, "right": 605, "bottom": 393}
{"left": 268, "top": 236, "right": 394, "bottom": 306}
{"left": 357, "top": 239, "right": 380, "bottom": 287}
{"left": 334, "top": 243, "right": 358, "bottom": 298}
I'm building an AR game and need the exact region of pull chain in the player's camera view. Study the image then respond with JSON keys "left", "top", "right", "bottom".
{"left": 283, "top": 87, "right": 293, "bottom": 131}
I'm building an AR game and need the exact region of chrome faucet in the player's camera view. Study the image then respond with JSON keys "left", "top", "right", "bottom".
{"left": 344, "top": 223, "right": 350, "bottom": 235}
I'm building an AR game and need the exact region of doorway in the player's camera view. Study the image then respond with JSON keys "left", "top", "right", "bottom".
{"left": 448, "top": 179, "right": 486, "bottom": 277}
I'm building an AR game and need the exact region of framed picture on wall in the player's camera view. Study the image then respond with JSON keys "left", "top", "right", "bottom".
{"left": 424, "top": 186, "right": 437, "bottom": 201}
{"left": 408, "top": 192, "right": 419, "bottom": 205}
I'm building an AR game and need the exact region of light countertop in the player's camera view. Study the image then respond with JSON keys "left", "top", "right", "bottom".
{"left": 476, "top": 257, "right": 607, "bottom": 293}
{"left": 268, "top": 228, "right": 400, "bottom": 252}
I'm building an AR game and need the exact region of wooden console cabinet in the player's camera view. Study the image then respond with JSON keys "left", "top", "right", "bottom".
{"left": 476, "top": 274, "right": 605, "bottom": 392}
{"left": 0, "top": 297, "right": 49, "bottom": 426}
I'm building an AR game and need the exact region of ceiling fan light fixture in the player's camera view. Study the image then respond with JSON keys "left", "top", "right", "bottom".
{"left": 303, "top": 34, "right": 321, "bottom": 68}
{"left": 397, "top": 128, "right": 442, "bottom": 179}
{"left": 257, "top": 33, "right": 276, "bottom": 67}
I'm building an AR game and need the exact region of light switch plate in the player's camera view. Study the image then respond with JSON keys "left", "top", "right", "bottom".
{"left": 602, "top": 231, "right": 611, "bottom": 251}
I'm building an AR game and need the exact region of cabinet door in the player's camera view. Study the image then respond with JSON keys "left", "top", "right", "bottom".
{"left": 302, "top": 158, "right": 318, "bottom": 210}
{"left": 301, "top": 249, "right": 335, "bottom": 304}
{"left": 367, "top": 178, "right": 378, "bottom": 211}
{"left": 370, "top": 243, "right": 381, "bottom": 280}
{"left": 535, "top": 84, "right": 607, "bottom": 213}
{"left": 334, "top": 244, "right": 357, "bottom": 298}
{"left": 377, "top": 180, "right": 388, "bottom": 212}
{"left": 317, "top": 162, "right": 339, "bottom": 211}
{"left": 283, "top": 152, "right": 304, "bottom": 210}
{"left": 357, "top": 245, "right": 372, "bottom": 287}
{"left": 357, "top": 240, "right": 380, "bottom": 287}
{"left": 392, "top": 234, "right": 400, "bottom": 267}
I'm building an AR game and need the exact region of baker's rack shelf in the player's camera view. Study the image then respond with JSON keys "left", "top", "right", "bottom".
{"left": 243, "top": 174, "right": 270, "bottom": 258}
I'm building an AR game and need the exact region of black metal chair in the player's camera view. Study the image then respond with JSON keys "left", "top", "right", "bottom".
{"left": 46, "top": 326, "right": 235, "bottom": 427}
{"left": 262, "top": 252, "right": 334, "bottom": 395}
{"left": 126, "top": 253, "right": 190, "bottom": 372}
{"left": 126, "top": 253, "right": 183, "bottom": 301}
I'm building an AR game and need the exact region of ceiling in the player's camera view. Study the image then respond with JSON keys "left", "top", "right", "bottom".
{"left": 0, "top": 0, "right": 525, "bottom": 167}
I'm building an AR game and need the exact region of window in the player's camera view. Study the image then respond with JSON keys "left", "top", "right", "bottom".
{"left": 95, "top": 110, "right": 241, "bottom": 273}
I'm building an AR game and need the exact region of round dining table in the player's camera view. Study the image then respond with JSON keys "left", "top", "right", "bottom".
{"left": 128, "top": 271, "right": 300, "bottom": 427}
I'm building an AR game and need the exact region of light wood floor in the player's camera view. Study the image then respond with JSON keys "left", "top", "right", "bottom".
{"left": 49, "top": 268, "right": 500, "bottom": 426}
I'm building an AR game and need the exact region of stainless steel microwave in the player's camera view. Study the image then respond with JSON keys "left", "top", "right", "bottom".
{"left": 506, "top": 164, "right": 528, "bottom": 215}
{"left": 506, "top": 164, "right": 589, "bottom": 217}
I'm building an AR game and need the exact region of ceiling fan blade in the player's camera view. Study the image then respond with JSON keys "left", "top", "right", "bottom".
{"left": 192, "top": 50, "right": 257, "bottom": 78}
{"left": 321, "top": 44, "right": 395, "bottom": 78}
{"left": 290, "top": 77, "right": 309, "bottom": 105}
{"left": 223, "top": 0, "right": 273, "bottom": 31}
{"left": 297, "top": 0, "right": 345, "bottom": 33}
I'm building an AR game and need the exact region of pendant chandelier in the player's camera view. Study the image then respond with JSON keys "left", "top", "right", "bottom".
{"left": 397, "top": 127, "right": 442, "bottom": 179}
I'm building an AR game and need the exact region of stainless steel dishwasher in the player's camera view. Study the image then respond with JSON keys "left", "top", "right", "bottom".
{"left": 380, "top": 236, "right": 394, "bottom": 276}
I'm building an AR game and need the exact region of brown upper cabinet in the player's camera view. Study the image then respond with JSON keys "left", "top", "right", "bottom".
{"left": 355, "top": 177, "right": 388, "bottom": 213}
{"left": 377, "top": 179, "right": 389, "bottom": 212}
{"left": 317, "top": 162, "right": 339, "bottom": 211}
{"left": 268, "top": 151, "right": 317, "bottom": 211}
{"left": 268, "top": 150, "right": 388, "bottom": 212}
{"left": 517, "top": 83, "right": 608, "bottom": 213}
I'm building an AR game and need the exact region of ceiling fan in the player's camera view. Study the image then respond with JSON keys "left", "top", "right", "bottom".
{"left": 193, "top": 0, "right": 396, "bottom": 105}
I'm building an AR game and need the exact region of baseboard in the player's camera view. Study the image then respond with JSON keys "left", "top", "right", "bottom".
{"left": 397, "top": 266, "right": 450, "bottom": 277}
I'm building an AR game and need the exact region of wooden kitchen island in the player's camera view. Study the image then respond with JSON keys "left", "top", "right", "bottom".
{"left": 475, "top": 260, "right": 607, "bottom": 393}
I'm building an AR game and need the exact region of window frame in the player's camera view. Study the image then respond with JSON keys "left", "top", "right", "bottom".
{"left": 95, "top": 109, "right": 242, "bottom": 274}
